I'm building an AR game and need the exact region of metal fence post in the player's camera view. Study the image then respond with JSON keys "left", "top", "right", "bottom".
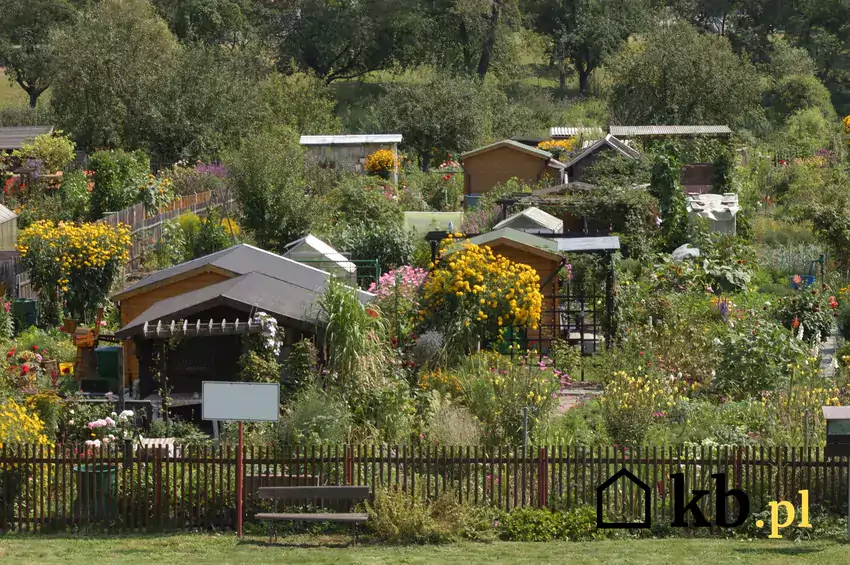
{"left": 538, "top": 447, "right": 548, "bottom": 508}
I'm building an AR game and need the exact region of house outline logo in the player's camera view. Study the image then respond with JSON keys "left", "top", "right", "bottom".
{"left": 596, "top": 467, "right": 651, "bottom": 529}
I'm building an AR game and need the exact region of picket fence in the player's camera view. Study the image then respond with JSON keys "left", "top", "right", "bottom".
{"left": 0, "top": 444, "right": 847, "bottom": 533}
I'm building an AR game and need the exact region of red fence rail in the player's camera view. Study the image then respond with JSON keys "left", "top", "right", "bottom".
{"left": 0, "top": 444, "right": 847, "bottom": 533}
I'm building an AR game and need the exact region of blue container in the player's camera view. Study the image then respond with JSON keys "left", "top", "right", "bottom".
{"left": 790, "top": 275, "right": 816, "bottom": 289}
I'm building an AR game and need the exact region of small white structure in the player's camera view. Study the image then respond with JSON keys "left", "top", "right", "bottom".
{"left": 686, "top": 193, "right": 739, "bottom": 235}
{"left": 300, "top": 134, "right": 402, "bottom": 184}
{"left": 282, "top": 234, "right": 358, "bottom": 286}
{"left": 493, "top": 206, "right": 563, "bottom": 234}
{"left": 0, "top": 203, "right": 17, "bottom": 251}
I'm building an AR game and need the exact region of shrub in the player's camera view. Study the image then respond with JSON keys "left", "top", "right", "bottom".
{"left": 278, "top": 381, "right": 352, "bottom": 445}
{"left": 364, "top": 149, "right": 398, "bottom": 178}
{"left": 17, "top": 220, "right": 131, "bottom": 322}
{"left": 838, "top": 302, "right": 850, "bottom": 341}
{"left": 282, "top": 339, "right": 319, "bottom": 386}
{"left": 330, "top": 222, "right": 414, "bottom": 278}
{"left": 420, "top": 237, "right": 543, "bottom": 356}
{"left": 423, "top": 392, "right": 483, "bottom": 446}
{"left": 0, "top": 398, "right": 52, "bottom": 449}
{"left": 367, "top": 266, "right": 427, "bottom": 343}
{"left": 58, "top": 170, "right": 92, "bottom": 221}
{"left": 774, "top": 284, "right": 836, "bottom": 341}
{"left": 599, "top": 368, "right": 681, "bottom": 445}
{"left": 536, "top": 138, "right": 576, "bottom": 159}
{"left": 136, "top": 173, "right": 176, "bottom": 216}
{"left": 190, "top": 207, "right": 233, "bottom": 259}
{"left": 366, "top": 488, "right": 489, "bottom": 544}
{"left": 499, "top": 506, "right": 603, "bottom": 542}
{"left": 713, "top": 319, "right": 810, "bottom": 399}
{"left": 88, "top": 149, "right": 150, "bottom": 219}
{"left": 11, "top": 132, "right": 76, "bottom": 173}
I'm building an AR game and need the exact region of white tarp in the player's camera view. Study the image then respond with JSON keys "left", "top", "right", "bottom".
{"left": 686, "top": 193, "right": 739, "bottom": 235}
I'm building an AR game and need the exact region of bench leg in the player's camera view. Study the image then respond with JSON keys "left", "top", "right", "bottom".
{"left": 268, "top": 523, "right": 277, "bottom": 544}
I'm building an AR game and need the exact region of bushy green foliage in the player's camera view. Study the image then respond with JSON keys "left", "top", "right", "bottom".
{"left": 499, "top": 506, "right": 603, "bottom": 542}
{"left": 11, "top": 132, "right": 76, "bottom": 173}
{"left": 58, "top": 170, "right": 91, "bottom": 221}
{"left": 278, "top": 380, "right": 352, "bottom": 445}
{"left": 88, "top": 149, "right": 150, "bottom": 219}
{"left": 282, "top": 339, "right": 319, "bottom": 387}
{"left": 774, "top": 286, "right": 835, "bottom": 341}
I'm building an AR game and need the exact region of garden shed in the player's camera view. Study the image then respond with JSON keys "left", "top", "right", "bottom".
{"left": 0, "top": 203, "right": 18, "bottom": 251}
{"left": 493, "top": 206, "right": 563, "bottom": 234}
{"left": 112, "top": 244, "right": 374, "bottom": 390}
{"left": 300, "top": 134, "right": 402, "bottom": 184}
{"left": 562, "top": 134, "right": 639, "bottom": 183}
{"left": 460, "top": 140, "right": 566, "bottom": 208}
{"left": 282, "top": 234, "right": 357, "bottom": 286}
{"left": 0, "top": 126, "right": 54, "bottom": 153}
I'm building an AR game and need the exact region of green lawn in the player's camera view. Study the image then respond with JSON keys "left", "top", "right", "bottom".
{"left": 0, "top": 535, "right": 847, "bottom": 565}
{"left": 0, "top": 69, "right": 27, "bottom": 107}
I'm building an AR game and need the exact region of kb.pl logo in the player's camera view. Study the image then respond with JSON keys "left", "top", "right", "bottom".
{"left": 597, "top": 467, "right": 812, "bottom": 538}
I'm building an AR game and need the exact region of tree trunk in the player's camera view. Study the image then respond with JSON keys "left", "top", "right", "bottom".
{"left": 578, "top": 67, "right": 590, "bottom": 97}
{"left": 459, "top": 20, "right": 473, "bottom": 74}
{"left": 476, "top": 0, "right": 502, "bottom": 80}
{"left": 559, "top": 69, "right": 567, "bottom": 92}
{"left": 27, "top": 88, "right": 40, "bottom": 109}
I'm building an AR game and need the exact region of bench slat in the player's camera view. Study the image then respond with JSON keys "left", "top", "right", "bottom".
{"left": 255, "top": 512, "right": 369, "bottom": 523}
{"left": 256, "top": 486, "right": 370, "bottom": 501}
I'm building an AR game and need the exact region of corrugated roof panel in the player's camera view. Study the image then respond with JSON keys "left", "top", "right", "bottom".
{"left": 300, "top": 134, "right": 402, "bottom": 145}
{"left": 555, "top": 236, "right": 620, "bottom": 252}
{"left": 493, "top": 207, "right": 563, "bottom": 233}
{"left": 609, "top": 125, "right": 732, "bottom": 136}
{"left": 0, "top": 203, "right": 17, "bottom": 223}
{"left": 550, "top": 126, "right": 605, "bottom": 138}
{"left": 0, "top": 126, "right": 54, "bottom": 150}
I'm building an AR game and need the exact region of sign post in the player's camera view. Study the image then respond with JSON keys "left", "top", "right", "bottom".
{"left": 203, "top": 381, "right": 280, "bottom": 539}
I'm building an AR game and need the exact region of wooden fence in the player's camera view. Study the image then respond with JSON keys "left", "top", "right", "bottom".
{"left": 14, "top": 188, "right": 236, "bottom": 298}
{"left": 0, "top": 444, "right": 847, "bottom": 533}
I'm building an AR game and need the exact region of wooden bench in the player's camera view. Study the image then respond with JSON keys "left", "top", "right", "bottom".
{"left": 254, "top": 486, "right": 370, "bottom": 543}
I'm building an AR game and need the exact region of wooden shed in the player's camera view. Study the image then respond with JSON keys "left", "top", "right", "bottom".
{"left": 0, "top": 126, "right": 54, "bottom": 153}
{"left": 112, "top": 244, "right": 373, "bottom": 389}
{"left": 300, "top": 134, "right": 402, "bottom": 184}
{"left": 562, "top": 134, "right": 640, "bottom": 183}
{"left": 461, "top": 140, "right": 566, "bottom": 207}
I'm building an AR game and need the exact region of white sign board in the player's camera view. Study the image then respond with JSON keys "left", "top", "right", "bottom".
{"left": 202, "top": 381, "right": 280, "bottom": 422}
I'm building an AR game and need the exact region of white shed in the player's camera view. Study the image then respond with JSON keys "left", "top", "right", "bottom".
{"left": 686, "top": 193, "right": 739, "bottom": 235}
{"left": 282, "top": 234, "right": 358, "bottom": 286}
{"left": 493, "top": 206, "right": 564, "bottom": 234}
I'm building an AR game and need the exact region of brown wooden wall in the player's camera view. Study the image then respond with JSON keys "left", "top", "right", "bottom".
{"left": 118, "top": 270, "right": 232, "bottom": 386}
{"left": 463, "top": 148, "right": 562, "bottom": 195}
{"left": 484, "top": 242, "right": 561, "bottom": 342}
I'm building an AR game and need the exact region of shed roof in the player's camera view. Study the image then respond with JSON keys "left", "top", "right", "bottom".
{"left": 563, "top": 134, "right": 640, "bottom": 169}
{"left": 282, "top": 234, "right": 357, "bottom": 275}
{"left": 461, "top": 139, "right": 565, "bottom": 168}
{"left": 609, "top": 125, "right": 732, "bottom": 137}
{"left": 300, "top": 134, "right": 402, "bottom": 145}
{"left": 550, "top": 126, "right": 605, "bottom": 138}
{"left": 464, "top": 228, "right": 561, "bottom": 260}
{"left": 493, "top": 207, "right": 563, "bottom": 233}
{"left": 0, "top": 203, "right": 17, "bottom": 224}
{"left": 0, "top": 126, "right": 54, "bottom": 150}
{"left": 113, "top": 243, "right": 372, "bottom": 302}
{"left": 116, "top": 271, "right": 370, "bottom": 338}
{"left": 555, "top": 236, "right": 620, "bottom": 252}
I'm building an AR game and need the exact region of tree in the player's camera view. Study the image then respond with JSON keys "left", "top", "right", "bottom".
{"left": 171, "top": 0, "right": 250, "bottom": 44}
{"left": 258, "top": 72, "right": 341, "bottom": 135}
{"left": 607, "top": 23, "right": 764, "bottom": 127}
{"left": 0, "top": 0, "right": 76, "bottom": 108}
{"left": 48, "top": 0, "right": 179, "bottom": 151}
{"left": 372, "top": 73, "right": 490, "bottom": 171}
{"left": 651, "top": 151, "right": 688, "bottom": 251}
{"left": 529, "top": 0, "right": 651, "bottom": 95}
{"left": 254, "top": 0, "right": 418, "bottom": 82}
{"left": 226, "top": 127, "right": 313, "bottom": 253}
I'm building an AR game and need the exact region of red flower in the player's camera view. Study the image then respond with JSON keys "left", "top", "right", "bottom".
{"left": 792, "top": 317, "right": 800, "bottom": 329}
{"left": 31, "top": 345, "right": 39, "bottom": 351}
{"left": 62, "top": 367, "right": 71, "bottom": 375}
{"left": 6, "top": 348, "right": 14, "bottom": 358}
{"left": 366, "top": 308, "right": 379, "bottom": 319}
{"left": 21, "top": 365, "right": 30, "bottom": 375}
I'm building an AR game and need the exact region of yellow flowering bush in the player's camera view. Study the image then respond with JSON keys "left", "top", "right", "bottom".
{"left": 364, "top": 149, "right": 398, "bottom": 178}
{"left": 451, "top": 351, "right": 560, "bottom": 444}
{"left": 18, "top": 221, "right": 131, "bottom": 322}
{"left": 843, "top": 115, "right": 850, "bottom": 141}
{"left": 421, "top": 236, "right": 543, "bottom": 351}
{"left": 599, "top": 368, "right": 689, "bottom": 445}
{"left": 0, "top": 399, "right": 52, "bottom": 450}
{"left": 537, "top": 138, "right": 576, "bottom": 158}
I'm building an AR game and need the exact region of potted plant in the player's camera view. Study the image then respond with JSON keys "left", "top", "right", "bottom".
{"left": 72, "top": 410, "right": 136, "bottom": 521}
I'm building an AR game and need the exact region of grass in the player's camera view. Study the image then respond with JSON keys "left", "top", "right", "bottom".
{"left": 0, "top": 69, "right": 27, "bottom": 107}
{"left": 0, "top": 534, "right": 848, "bottom": 565}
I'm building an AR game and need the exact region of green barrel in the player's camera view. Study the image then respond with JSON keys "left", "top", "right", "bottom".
{"left": 95, "top": 346, "right": 123, "bottom": 382}
{"left": 11, "top": 298, "right": 37, "bottom": 333}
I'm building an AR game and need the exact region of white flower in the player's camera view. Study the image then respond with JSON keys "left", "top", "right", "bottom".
{"left": 713, "top": 338, "right": 722, "bottom": 346}
{"left": 68, "top": 420, "right": 74, "bottom": 425}
{"left": 69, "top": 409, "right": 75, "bottom": 415}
